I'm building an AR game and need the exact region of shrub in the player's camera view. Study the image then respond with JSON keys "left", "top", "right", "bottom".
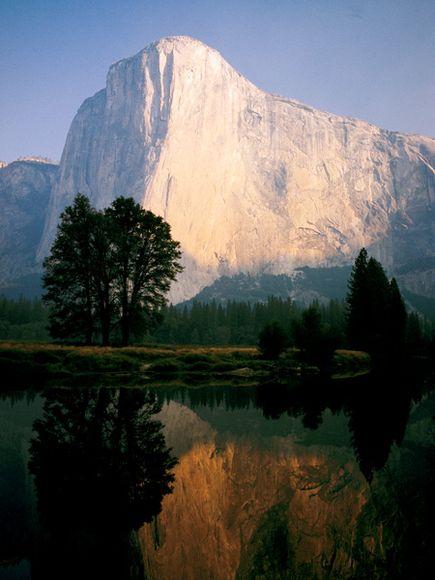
{"left": 186, "top": 360, "right": 213, "bottom": 371}
{"left": 293, "top": 305, "right": 338, "bottom": 368}
{"left": 179, "top": 353, "right": 213, "bottom": 364}
{"left": 210, "top": 362, "right": 235, "bottom": 373}
{"left": 258, "top": 323, "right": 288, "bottom": 359}
{"left": 149, "top": 359, "right": 181, "bottom": 374}
{"left": 63, "top": 351, "right": 139, "bottom": 373}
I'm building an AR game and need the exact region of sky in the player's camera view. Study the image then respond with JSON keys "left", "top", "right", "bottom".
{"left": 1, "top": 0, "right": 434, "bottom": 162}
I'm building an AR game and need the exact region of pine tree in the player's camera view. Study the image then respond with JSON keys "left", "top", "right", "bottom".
{"left": 346, "top": 248, "right": 369, "bottom": 349}
{"left": 294, "top": 304, "right": 337, "bottom": 367}
{"left": 346, "top": 249, "right": 409, "bottom": 356}
{"left": 365, "top": 257, "right": 391, "bottom": 351}
{"left": 406, "top": 312, "right": 424, "bottom": 353}
{"left": 386, "top": 277, "right": 408, "bottom": 351}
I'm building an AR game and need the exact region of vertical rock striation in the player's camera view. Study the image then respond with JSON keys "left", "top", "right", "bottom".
{"left": 36, "top": 36, "right": 435, "bottom": 301}
{"left": 139, "top": 401, "right": 367, "bottom": 579}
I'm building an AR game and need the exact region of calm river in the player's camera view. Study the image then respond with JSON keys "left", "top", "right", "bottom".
{"left": 0, "top": 366, "right": 433, "bottom": 579}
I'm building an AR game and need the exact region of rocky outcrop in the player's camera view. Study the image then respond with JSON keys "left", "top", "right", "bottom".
{"left": 0, "top": 159, "right": 58, "bottom": 284}
{"left": 38, "top": 36, "right": 435, "bottom": 302}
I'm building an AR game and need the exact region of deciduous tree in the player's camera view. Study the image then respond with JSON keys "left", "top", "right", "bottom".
{"left": 43, "top": 194, "right": 96, "bottom": 344}
{"left": 43, "top": 194, "right": 182, "bottom": 345}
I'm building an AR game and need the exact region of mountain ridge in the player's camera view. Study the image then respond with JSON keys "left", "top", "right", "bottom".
{"left": 0, "top": 159, "right": 58, "bottom": 285}
{"left": 2, "top": 36, "right": 434, "bottom": 301}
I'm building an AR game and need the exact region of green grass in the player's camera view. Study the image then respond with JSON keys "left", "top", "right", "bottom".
{"left": 332, "top": 349, "right": 371, "bottom": 378}
{"left": 0, "top": 341, "right": 371, "bottom": 388}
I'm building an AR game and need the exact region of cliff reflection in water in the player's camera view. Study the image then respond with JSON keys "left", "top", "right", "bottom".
{"left": 28, "top": 387, "right": 177, "bottom": 580}
{"left": 0, "top": 363, "right": 433, "bottom": 579}
{"left": 140, "top": 363, "right": 434, "bottom": 579}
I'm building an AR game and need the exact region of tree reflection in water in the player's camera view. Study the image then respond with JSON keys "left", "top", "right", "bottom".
{"left": 255, "top": 362, "right": 429, "bottom": 481}
{"left": 28, "top": 387, "right": 177, "bottom": 580}
{"left": 218, "top": 363, "right": 434, "bottom": 577}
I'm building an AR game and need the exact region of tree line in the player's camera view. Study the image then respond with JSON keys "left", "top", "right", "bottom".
{"left": 0, "top": 252, "right": 430, "bottom": 355}
{"left": 257, "top": 248, "right": 431, "bottom": 362}
{"left": 153, "top": 297, "right": 347, "bottom": 346}
{"left": 1, "top": 194, "right": 432, "bottom": 358}
{"left": 0, "top": 296, "right": 49, "bottom": 341}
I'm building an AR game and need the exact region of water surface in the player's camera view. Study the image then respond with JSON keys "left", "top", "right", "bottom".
{"left": 0, "top": 367, "right": 433, "bottom": 579}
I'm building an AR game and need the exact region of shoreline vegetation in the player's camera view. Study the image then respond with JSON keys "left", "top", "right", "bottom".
{"left": 0, "top": 342, "right": 371, "bottom": 388}
{"left": 1, "top": 205, "right": 432, "bottom": 388}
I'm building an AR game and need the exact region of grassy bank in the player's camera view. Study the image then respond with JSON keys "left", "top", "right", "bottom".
{"left": 0, "top": 341, "right": 371, "bottom": 387}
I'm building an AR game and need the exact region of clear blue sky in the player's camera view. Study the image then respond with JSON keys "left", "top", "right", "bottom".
{"left": 1, "top": 0, "right": 434, "bottom": 162}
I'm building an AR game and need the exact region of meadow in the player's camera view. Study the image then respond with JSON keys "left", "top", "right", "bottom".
{"left": 0, "top": 341, "right": 370, "bottom": 388}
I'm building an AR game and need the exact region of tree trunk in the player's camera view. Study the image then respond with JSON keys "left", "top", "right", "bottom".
{"left": 121, "top": 282, "right": 130, "bottom": 346}
{"left": 85, "top": 329, "right": 93, "bottom": 346}
{"left": 101, "top": 317, "right": 110, "bottom": 346}
{"left": 121, "top": 314, "right": 130, "bottom": 346}
{"left": 84, "top": 303, "right": 93, "bottom": 345}
{"left": 99, "top": 293, "right": 111, "bottom": 345}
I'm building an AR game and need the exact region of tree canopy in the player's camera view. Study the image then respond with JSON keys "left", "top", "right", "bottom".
{"left": 258, "top": 321, "right": 288, "bottom": 359}
{"left": 43, "top": 194, "right": 182, "bottom": 345}
{"left": 346, "top": 248, "right": 408, "bottom": 355}
{"left": 293, "top": 304, "right": 339, "bottom": 368}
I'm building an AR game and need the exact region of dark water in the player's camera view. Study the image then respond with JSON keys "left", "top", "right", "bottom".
{"left": 0, "top": 366, "right": 434, "bottom": 579}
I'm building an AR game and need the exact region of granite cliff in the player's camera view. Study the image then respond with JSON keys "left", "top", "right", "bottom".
{"left": 0, "top": 37, "right": 433, "bottom": 301}
{"left": 38, "top": 36, "right": 435, "bottom": 302}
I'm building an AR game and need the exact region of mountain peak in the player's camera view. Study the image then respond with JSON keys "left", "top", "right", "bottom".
{"left": 39, "top": 37, "right": 435, "bottom": 303}
{"left": 152, "top": 35, "right": 215, "bottom": 51}
{"left": 146, "top": 35, "right": 223, "bottom": 60}
{"left": 0, "top": 156, "right": 59, "bottom": 170}
{"left": 109, "top": 35, "right": 223, "bottom": 74}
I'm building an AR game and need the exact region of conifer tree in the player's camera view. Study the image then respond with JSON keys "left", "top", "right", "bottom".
{"left": 406, "top": 312, "right": 423, "bottom": 353}
{"left": 365, "top": 257, "right": 391, "bottom": 350}
{"left": 346, "top": 248, "right": 369, "bottom": 349}
{"left": 294, "top": 304, "right": 338, "bottom": 367}
{"left": 386, "top": 277, "right": 408, "bottom": 350}
{"left": 346, "top": 249, "right": 408, "bottom": 355}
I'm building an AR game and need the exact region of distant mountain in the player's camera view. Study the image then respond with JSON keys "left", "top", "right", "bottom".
{"left": 183, "top": 268, "right": 435, "bottom": 320}
{"left": 0, "top": 273, "right": 44, "bottom": 300}
{"left": 0, "top": 159, "right": 58, "bottom": 286}
{"left": 183, "top": 267, "right": 351, "bottom": 306}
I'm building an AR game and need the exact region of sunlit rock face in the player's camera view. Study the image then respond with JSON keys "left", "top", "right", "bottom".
{"left": 0, "top": 159, "right": 58, "bottom": 283}
{"left": 40, "top": 36, "right": 435, "bottom": 302}
{"left": 139, "top": 402, "right": 367, "bottom": 579}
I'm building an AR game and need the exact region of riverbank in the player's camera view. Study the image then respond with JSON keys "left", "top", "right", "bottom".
{"left": 0, "top": 342, "right": 371, "bottom": 387}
